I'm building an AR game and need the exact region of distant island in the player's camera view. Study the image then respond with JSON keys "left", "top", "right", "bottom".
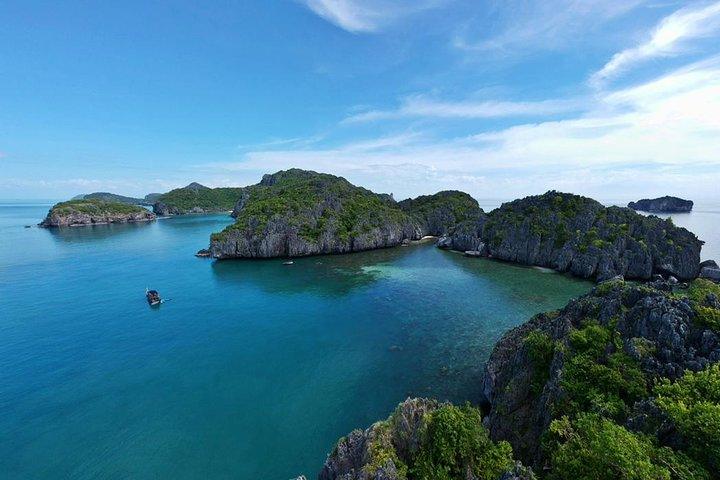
{"left": 208, "top": 169, "right": 703, "bottom": 282}
{"left": 39, "top": 199, "right": 156, "bottom": 227}
{"left": 628, "top": 196, "right": 693, "bottom": 213}
{"left": 319, "top": 277, "right": 720, "bottom": 480}
{"left": 72, "top": 192, "right": 161, "bottom": 206}
{"left": 152, "top": 182, "right": 244, "bottom": 216}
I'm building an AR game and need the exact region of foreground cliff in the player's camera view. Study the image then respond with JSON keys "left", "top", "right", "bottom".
{"left": 629, "top": 196, "right": 693, "bottom": 213}
{"left": 320, "top": 279, "right": 720, "bottom": 479}
{"left": 39, "top": 199, "right": 156, "bottom": 227}
{"left": 153, "top": 182, "right": 244, "bottom": 215}
{"left": 442, "top": 191, "right": 702, "bottom": 281}
{"left": 209, "top": 170, "right": 481, "bottom": 259}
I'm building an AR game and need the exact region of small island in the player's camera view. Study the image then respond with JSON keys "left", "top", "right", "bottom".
{"left": 152, "top": 182, "right": 244, "bottom": 216}
{"left": 628, "top": 196, "right": 693, "bottom": 213}
{"left": 39, "top": 199, "right": 156, "bottom": 227}
{"left": 73, "top": 192, "right": 160, "bottom": 206}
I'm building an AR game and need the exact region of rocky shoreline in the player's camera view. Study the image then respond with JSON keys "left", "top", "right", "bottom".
{"left": 39, "top": 199, "right": 156, "bottom": 227}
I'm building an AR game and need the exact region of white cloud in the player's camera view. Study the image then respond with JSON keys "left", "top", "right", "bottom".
{"left": 344, "top": 94, "right": 582, "bottom": 123}
{"left": 208, "top": 57, "right": 720, "bottom": 200}
{"left": 591, "top": 1, "right": 720, "bottom": 87}
{"left": 455, "top": 0, "right": 645, "bottom": 53}
{"left": 300, "top": 0, "right": 444, "bottom": 33}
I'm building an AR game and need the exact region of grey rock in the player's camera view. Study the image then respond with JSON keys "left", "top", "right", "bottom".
{"left": 700, "top": 259, "right": 719, "bottom": 270}
{"left": 628, "top": 196, "right": 693, "bottom": 213}
{"left": 700, "top": 267, "right": 720, "bottom": 281}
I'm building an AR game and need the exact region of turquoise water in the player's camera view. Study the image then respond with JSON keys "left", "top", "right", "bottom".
{"left": 0, "top": 203, "right": 595, "bottom": 479}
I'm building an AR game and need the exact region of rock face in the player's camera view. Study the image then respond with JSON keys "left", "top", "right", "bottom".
{"left": 481, "top": 278, "right": 720, "bottom": 469}
{"left": 444, "top": 191, "right": 702, "bottom": 281}
{"left": 153, "top": 182, "right": 244, "bottom": 216}
{"left": 39, "top": 199, "right": 156, "bottom": 227}
{"left": 628, "top": 196, "right": 693, "bottom": 213}
{"left": 209, "top": 170, "right": 480, "bottom": 259}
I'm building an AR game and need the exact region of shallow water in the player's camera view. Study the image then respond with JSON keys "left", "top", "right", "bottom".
{"left": 1, "top": 203, "right": 594, "bottom": 479}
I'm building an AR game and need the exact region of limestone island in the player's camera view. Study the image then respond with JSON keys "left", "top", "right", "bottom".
{"left": 318, "top": 277, "right": 720, "bottom": 480}
{"left": 39, "top": 199, "right": 156, "bottom": 227}
{"left": 73, "top": 191, "right": 160, "bottom": 206}
{"left": 152, "top": 182, "right": 244, "bottom": 216}
{"left": 207, "top": 169, "right": 703, "bottom": 282}
{"left": 208, "top": 169, "right": 481, "bottom": 259}
{"left": 628, "top": 196, "right": 693, "bottom": 213}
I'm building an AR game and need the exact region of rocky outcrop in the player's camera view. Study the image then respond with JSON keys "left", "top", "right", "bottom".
{"left": 319, "top": 398, "right": 533, "bottom": 480}
{"left": 443, "top": 191, "right": 702, "bottom": 281}
{"left": 39, "top": 199, "right": 156, "bottom": 227}
{"left": 153, "top": 182, "right": 244, "bottom": 216}
{"left": 481, "top": 278, "right": 720, "bottom": 469}
{"left": 209, "top": 170, "right": 481, "bottom": 259}
{"left": 628, "top": 196, "right": 693, "bottom": 213}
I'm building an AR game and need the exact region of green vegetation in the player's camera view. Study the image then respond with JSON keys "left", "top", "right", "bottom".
{"left": 364, "top": 420, "right": 408, "bottom": 477}
{"left": 655, "top": 365, "right": 720, "bottom": 472}
{"left": 411, "top": 404, "right": 514, "bottom": 480}
{"left": 212, "top": 170, "right": 410, "bottom": 243}
{"left": 682, "top": 279, "right": 720, "bottom": 332}
{"left": 559, "top": 321, "right": 647, "bottom": 421}
{"left": 49, "top": 199, "right": 148, "bottom": 216}
{"left": 398, "top": 191, "right": 481, "bottom": 233}
{"left": 157, "top": 184, "right": 243, "bottom": 213}
{"left": 524, "top": 330, "right": 556, "bottom": 395}
{"left": 547, "top": 413, "right": 700, "bottom": 480}
{"left": 81, "top": 192, "right": 148, "bottom": 205}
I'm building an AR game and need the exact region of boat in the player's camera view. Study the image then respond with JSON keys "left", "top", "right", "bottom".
{"left": 283, "top": 260, "right": 294, "bottom": 265}
{"left": 146, "top": 288, "right": 163, "bottom": 306}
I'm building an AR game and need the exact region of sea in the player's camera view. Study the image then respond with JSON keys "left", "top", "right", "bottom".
{"left": 0, "top": 199, "right": 717, "bottom": 479}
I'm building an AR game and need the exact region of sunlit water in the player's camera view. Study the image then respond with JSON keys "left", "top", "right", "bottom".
{"left": 1, "top": 200, "right": 638, "bottom": 480}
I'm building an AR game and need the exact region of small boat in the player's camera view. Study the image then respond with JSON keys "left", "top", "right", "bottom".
{"left": 146, "top": 288, "right": 163, "bottom": 306}
{"left": 283, "top": 260, "right": 294, "bottom": 265}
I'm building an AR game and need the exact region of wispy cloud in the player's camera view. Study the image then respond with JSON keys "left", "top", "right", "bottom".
{"left": 455, "top": 0, "right": 644, "bottom": 53}
{"left": 591, "top": 1, "right": 720, "bottom": 87}
{"left": 212, "top": 57, "right": 720, "bottom": 199}
{"left": 300, "top": 0, "right": 445, "bottom": 33}
{"left": 344, "top": 94, "right": 583, "bottom": 123}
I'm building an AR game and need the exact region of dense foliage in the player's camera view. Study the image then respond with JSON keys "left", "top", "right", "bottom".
{"left": 411, "top": 405, "right": 514, "bottom": 480}
{"left": 81, "top": 192, "right": 149, "bottom": 205}
{"left": 683, "top": 279, "right": 720, "bottom": 332}
{"left": 398, "top": 191, "right": 482, "bottom": 235}
{"left": 50, "top": 199, "right": 148, "bottom": 215}
{"left": 157, "top": 184, "right": 243, "bottom": 213}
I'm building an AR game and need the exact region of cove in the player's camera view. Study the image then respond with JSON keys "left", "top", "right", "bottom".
{"left": 0, "top": 205, "right": 590, "bottom": 479}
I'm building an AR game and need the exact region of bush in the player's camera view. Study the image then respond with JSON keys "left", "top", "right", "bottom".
{"left": 524, "top": 331, "right": 556, "bottom": 394}
{"left": 655, "top": 365, "right": 720, "bottom": 472}
{"left": 547, "top": 413, "right": 671, "bottom": 480}
{"left": 412, "top": 404, "right": 514, "bottom": 480}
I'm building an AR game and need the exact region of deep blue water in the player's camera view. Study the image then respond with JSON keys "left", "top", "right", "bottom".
{"left": 0, "top": 201, "right": 626, "bottom": 479}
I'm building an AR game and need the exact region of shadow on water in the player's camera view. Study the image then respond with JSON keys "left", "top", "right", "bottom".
{"left": 211, "top": 244, "right": 418, "bottom": 297}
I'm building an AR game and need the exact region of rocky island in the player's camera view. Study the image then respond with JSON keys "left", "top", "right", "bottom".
{"left": 152, "top": 182, "right": 244, "bottom": 216}
{"left": 628, "top": 196, "right": 694, "bottom": 213}
{"left": 209, "top": 169, "right": 481, "bottom": 259}
{"left": 440, "top": 191, "right": 702, "bottom": 281}
{"left": 39, "top": 199, "right": 156, "bottom": 227}
{"left": 319, "top": 277, "right": 720, "bottom": 480}
{"left": 73, "top": 192, "right": 160, "bottom": 206}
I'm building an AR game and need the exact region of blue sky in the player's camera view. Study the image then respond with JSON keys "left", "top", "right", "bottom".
{"left": 2, "top": 0, "right": 720, "bottom": 200}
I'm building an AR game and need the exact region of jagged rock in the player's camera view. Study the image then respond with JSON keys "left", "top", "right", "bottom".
{"left": 195, "top": 248, "right": 211, "bottom": 258}
{"left": 481, "top": 280, "right": 720, "bottom": 469}
{"left": 628, "top": 196, "right": 693, "bottom": 213}
{"left": 39, "top": 199, "right": 156, "bottom": 227}
{"left": 700, "top": 259, "right": 719, "bottom": 270}
{"left": 498, "top": 462, "right": 536, "bottom": 480}
{"left": 701, "top": 267, "right": 720, "bottom": 281}
{"left": 446, "top": 191, "right": 702, "bottom": 281}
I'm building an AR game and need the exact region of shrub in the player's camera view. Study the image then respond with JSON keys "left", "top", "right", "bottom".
{"left": 524, "top": 331, "right": 556, "bottom": 394}
{"left": 412, "top": 404, "right": 514, "bottom": 480}
{"left": 655, "top": 365, "right": 720, "bottom": 472}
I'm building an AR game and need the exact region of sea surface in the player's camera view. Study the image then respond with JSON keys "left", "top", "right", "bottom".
{"left": 0, "top": 199, "right": 716, "bottom": 479}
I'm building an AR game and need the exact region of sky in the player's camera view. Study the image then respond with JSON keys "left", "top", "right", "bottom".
{"left": 1, "top": 0, "right": 720, "bottom": 201}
